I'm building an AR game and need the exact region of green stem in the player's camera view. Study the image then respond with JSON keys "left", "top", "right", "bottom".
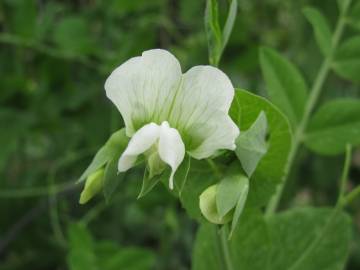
{"left": 0, "top": 33, "right": 105, "bottom": 73}
{"left": 206, "top": 159, "right": 222, "bottom": 178}
{"left": 218, "top": 226, "right": 234, "bottom": 270}
{"left": 342, "top": 186, "right": 360, "bottom": 206}
{"left": 0, "top": 181, "right": 76, "bottom": 198}
{"left": 265, "top": 0, "right": 351, "bottom": 217}
{"left": 0, "top": 149, "right": 94, "bottom": 199}
{"left": 337, "top": 144, "right": 352, "bottom": 205}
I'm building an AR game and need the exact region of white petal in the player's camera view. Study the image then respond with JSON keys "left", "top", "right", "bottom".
{"left": 158, "top": 121, "right": 185, "bottom": 189}
{"left": 189, "top": 114, "right": 239, "bottom": 159}
{"left": 105, "top": 49, "right": 182, "bottom": 136}
{"left": 118, "top": 123, "right": 160, "bottom": 172}
{"left": 169, "top": 66, "right": 240, "bottom": 158}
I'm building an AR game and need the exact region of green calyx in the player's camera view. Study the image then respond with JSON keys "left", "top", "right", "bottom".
{"left": 146, "top": 147, "right": 166, "bottom": 179}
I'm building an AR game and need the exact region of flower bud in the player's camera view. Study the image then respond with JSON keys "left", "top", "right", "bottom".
{"left": 79, "top": 168, "right": 105, "bottom": 204}
{"left": 199, "top": 184, "right": 233, "bottom": 224}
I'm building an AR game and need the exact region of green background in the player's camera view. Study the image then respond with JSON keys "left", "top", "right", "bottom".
{"left": 0, "top": 0, "right": 359, "bottom": 269}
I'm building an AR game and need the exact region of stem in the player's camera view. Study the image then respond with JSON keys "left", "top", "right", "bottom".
{"left": 0, "top": 149, "right": 94, "bottom": 199}
{"left": 0, "top": 33, "right": 106, "bottom": 73}
{"left": 265, "top": 1, "right": 351, "bottom": 216}
{"left": 207, "top": 159, "right": 222, "bottom": 178}
{"left": 337, "top": 144, "right": 352, "bottom": 205}
{"left": 0, "top": 181, "right": 76, "bottom": 198}
{"left": 218, "top": 226, "right": 234, "bottom": 270}
{"left": 342, "top": 186, "right": 360, "bottom": 206}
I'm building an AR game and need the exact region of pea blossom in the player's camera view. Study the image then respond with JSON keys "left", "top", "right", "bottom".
{"left": 105, "top": 49, "right": 239, "bottom": 189}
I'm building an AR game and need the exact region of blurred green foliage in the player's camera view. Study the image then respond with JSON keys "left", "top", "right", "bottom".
{"left": 0, "top": 0, "right": 359, "bottom": 269}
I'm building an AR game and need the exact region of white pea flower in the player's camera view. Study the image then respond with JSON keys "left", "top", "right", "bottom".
{"left": 105, "top": 49, "right": 239, "bottom": 189}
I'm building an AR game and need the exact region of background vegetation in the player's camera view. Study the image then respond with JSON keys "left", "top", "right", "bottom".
{"left": 0, "top": 0, "right": 359, "bottom": 269}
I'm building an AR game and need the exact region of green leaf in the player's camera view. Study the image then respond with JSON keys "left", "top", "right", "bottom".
{"left": 304, "top": 98, "right": 360, "bottom": 155}
{"left": 178, "top": 159, "right": 215, "bottom": 221}
{"left": 222, "top": 0, "right": 238, "bottom": 51}
{"left": 267, "top": 207, "right": 352, "bottom": 270}
{"left": 7, "top": 0, "right": 37, "bottom": 39}
{"left": 229, "top": 177, "right": 249, "bottom": 237}
{"left": 0, "top": 109, "right": 33, "bottom": 171}
{"left": 173, "top": 155, "right": 191, "bottom": 195}
{"left": 333, "top": 36, "right": 360, "bottom": 82}
{"left": 97, "top": 243, "right": 156, "bottom": 270}
{"left": 347, "top": 1, "right": 360, "bottom": 31}
{"left": 138, "top": 168, "right": 165, "bottom": 199}
{"left": 230, "top": 89, "right": 292, "bottom": 207}
{"left": 205, "top": 0, "right": 222, "bottom": 66}
{"left": 192, "top": 210, "right": 270, "bottom": 270}
{"left": 53, "top": 16, "right": 95, "bottom": 55}
{"left": 303, "top": 7, "right": 332, "bottom": 56}
{"left": 67, "top": 224, "right": 156, "bottom": 270}
{"left": 67, "top": 223, "right": 97, "bottom": 270}
{"left": 103, "top": 156, "right": 126, "bottom": 203}
{"left": 235, "top": 111, "right": 268, "bottom": 177}
{"left": 79, "top": 129, "right": 128, "bottom": 182}
{"left": 259, "top": 47, "right": 308, "bottom": 128}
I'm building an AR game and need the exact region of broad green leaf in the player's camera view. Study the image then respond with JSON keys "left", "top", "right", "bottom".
{"left": 222, "top": 0, "right": 238, "bottom": 51}
{"left": 67, "top": 224, "right": 156, "bottom": 270}
{"left": 333, "top": 36, "right": 360, "bottom": 82}
{"left": 96, "top": 243, "right": 156, "bottom": 270}
{"left": 304, "top": 98, "right": 360, "bottom": 155}
{"left": 347, "top": 1, "right": 360, "bottom": 31}
{"left": 67, "top": 223, "right": 97, "bottom": 270}
{"left": 267, "top": 207, "right": 352, "bottom": 270}
{"left": 303, "top": 7, "right": 332, "bottom": 56}
{"left": 205, "top": 0, "right": 222, "bottom": 66}
{"left": 53, "top": 16, "right": 95, "bottom": 55}
{"left": 7, "top": 0, "right": 37, "bottom": 39}
{"left": 192, "top": 210, "right": 270, "bottom": 270}
{"left": 78, "top": 129, "right": 128, "bottom": 182}
{"left": 230, "top": 89, "right": 292, "bottom": 207}
{"left": 235, "top": 111, "right": 268, "bottom": 177}
{"left": 259, "top": 47, "right": 308, "bottom": 128}
{"left": 178, "top": 159, "right": 215, "bottom": 221}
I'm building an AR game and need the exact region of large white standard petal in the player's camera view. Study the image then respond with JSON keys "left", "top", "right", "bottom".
{"left": 105, "top": 49, "right": 182, "bottom": 136}
{"left": 118, "top": 123, "right": 160, "bottom": 172}
{"left": 158, "top": 122, "right": 185, "bottom": 189}
{"left": 169, "top": 65, "right": 240, "bottom": 159}
{"left": 106, "top": 49, "right": 239, "bottom": 165}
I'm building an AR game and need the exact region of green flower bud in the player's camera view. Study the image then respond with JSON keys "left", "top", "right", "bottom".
{"left": 79, "top": 168, "right": 105, "bottom": 204}
{"left": 199, "top": 184, "right": 233, "bottom": 224}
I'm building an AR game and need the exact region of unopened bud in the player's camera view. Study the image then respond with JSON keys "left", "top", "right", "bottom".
{"left": 199, "top": 185, "right": 233, "bottom": 224}
{"left": 79, "top": 168, "right": 104, "bottom": 204}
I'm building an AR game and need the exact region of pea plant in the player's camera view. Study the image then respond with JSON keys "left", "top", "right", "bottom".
{"left": 78, "top": 0, "right": 360, "bottom": 269}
